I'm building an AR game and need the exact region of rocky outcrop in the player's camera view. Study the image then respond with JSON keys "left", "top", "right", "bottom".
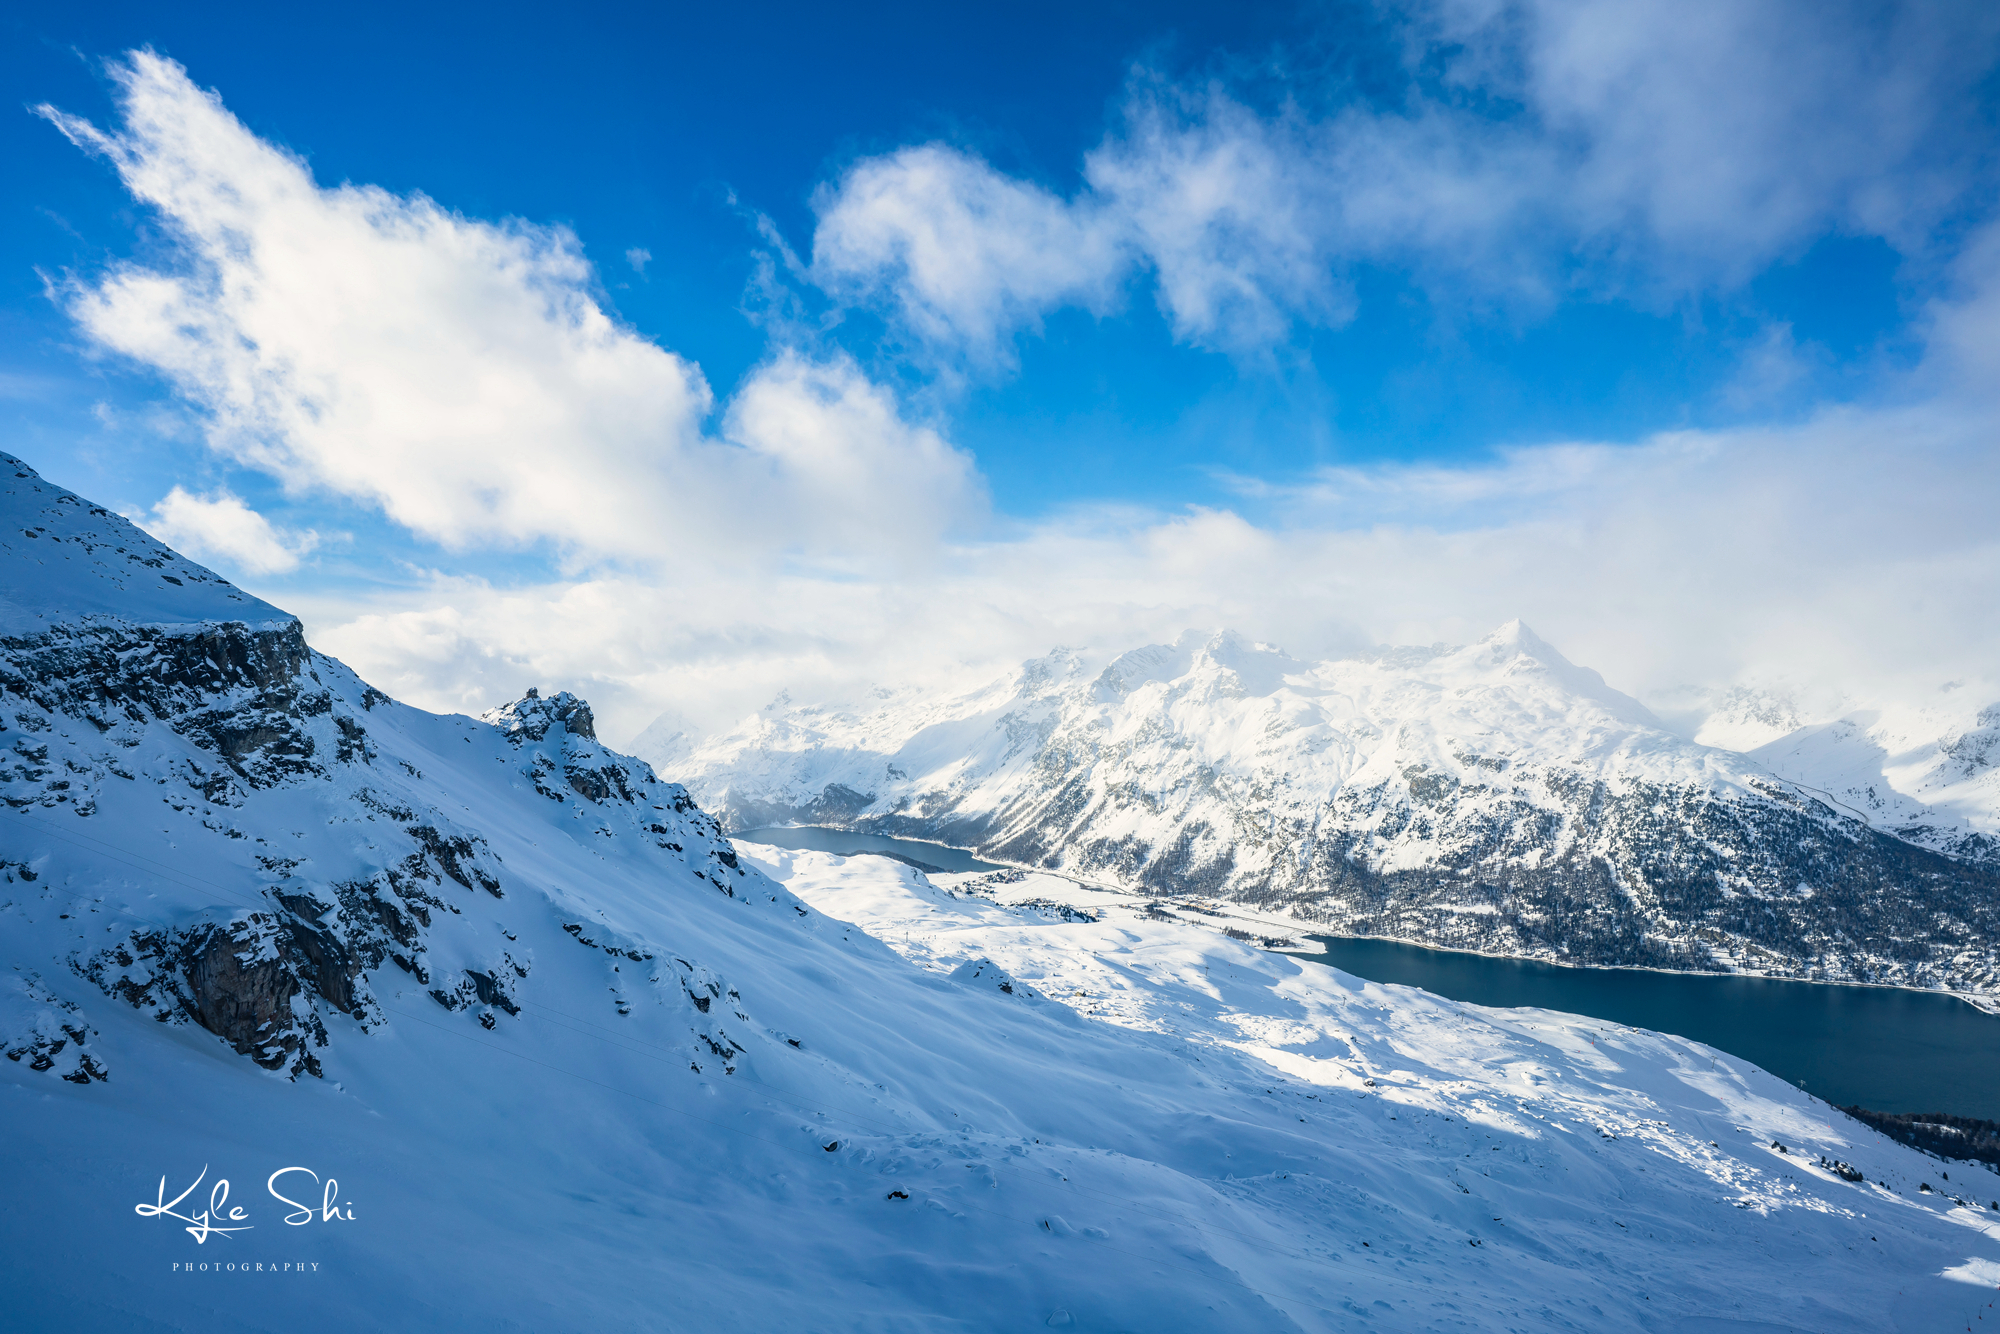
{"left": 481, "top": 687, "right": 596, "bottom": 743}
{"left": 91, "top": 909, "right": 368, "bottom": 1076}
{"left": 0, "top": 616, "right": 371, "bottom": 810}
{"left": 182, "top": 916, "right": 308, "bottom": 1069}
{"left": 1, "top": 975, "right": 107, "bottom": 1084}
{"left": 484, "top": 688, "right": 658, "bottom": 806}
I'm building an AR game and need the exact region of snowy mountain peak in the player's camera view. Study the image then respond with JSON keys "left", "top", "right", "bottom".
{"left": 0, "top": 452, "right": 286, "bottom": 633}
{"left": 1018, "top": 644, "right": 1086, "bottom": 695}
{"left": 1093, "top": 627, "right": 1298, "bottom": 704}
{"left": 1692, "top": 683, "right": 1823, "bottom": 751}
{"left": 1092, "top": 639, "right": 1186, "bottom": 701}
{"left": 1942, "top": 704, "right": 2000, "bottom": 780}
{"left": 1452, "top": 618, "right": 1658, "bottom": 727}
{"left": 1467, "top": 618, "right": 1574, "bottom": 675}
{"left": 673, "top": 622, "right": 2000, "bottom": 993}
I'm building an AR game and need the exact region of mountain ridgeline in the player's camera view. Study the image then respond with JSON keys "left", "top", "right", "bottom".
{"left": 673, "top": 629, "right": 2000, "bottom": 995}
{"left": 0, "top": 453, "right": 763, "bottom": 1082}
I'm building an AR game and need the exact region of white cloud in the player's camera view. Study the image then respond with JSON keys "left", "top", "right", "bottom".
{"left": 808, "top": 113, "right": 1362, "bottom": 362}
{"left": 41, "top": 52, "right": 979, "bottom": 571}
{"left": 141, "top": 486, "right": 319, "bottom": 574}
{"left": 1717, "top": 323, "right": 1821, "bottom": 411}
{"left": 1082, "top": 86, "right": 1360, "bottom": 350}
{"left": 722, "top": 350, "right": 982, "bottom": 564}
{"left": 1417, "top": 0, "right": 1997, "bottom": 273}
{"left": 625, "top": 247, "right": 651, "bottom": 274}
{"left": 1917, "top": 219, "right": 2000, "bottom": 399}
{"left": 808, "top": 0, "right": 1999, "bottom": 361}
{"left": 811, "top": 144, "right": 1129, "bottom": 366}
{"left": 38, "top": 46, "right": 2000, "bottom": 761}
{"left": 301, "top": 348, "right": 2000, "bottom": 750}
{"left": 308, "top": 230, "right": 2000, "bottom": 742}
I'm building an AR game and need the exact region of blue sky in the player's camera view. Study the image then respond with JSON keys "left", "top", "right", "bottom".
{"left": 7, "top": 0, "right": 1342, "bottom": 515}
{"left": 5, "top": 1, "right": 2000, "bottom": 738}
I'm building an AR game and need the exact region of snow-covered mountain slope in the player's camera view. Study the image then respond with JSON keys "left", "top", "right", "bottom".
{"left": 7, "top": 449, "right": 2000, "bottom": 1332}
{"left": 747, "top": 846, "right": 2000, "bottom": 1333}
{"left": 1693, "top": 686, "right": 2000, "bottom": 864}
{"left": 669, "top": 628, "right": 2000, "bottom": 995}
{"left": 0, "top": 455, "right": 285, "bottom": 633}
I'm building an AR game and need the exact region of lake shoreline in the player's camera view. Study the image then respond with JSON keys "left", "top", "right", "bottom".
{"left": 734, "top": 823, "right": 2000, "bottom": 1015}
{"left": 737, "top": 823, "right": 2000, "bottom": 1121}
{"left": 1284, "top": 932, "right": 2000, "bottom": 1120}
{"left": 1276, "top": 930, "right": 2000, "bottom": 1016}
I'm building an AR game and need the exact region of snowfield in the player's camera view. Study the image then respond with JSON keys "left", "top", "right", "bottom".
{"left": 3, "top": 450, "right": 1999, "bottom": 1332}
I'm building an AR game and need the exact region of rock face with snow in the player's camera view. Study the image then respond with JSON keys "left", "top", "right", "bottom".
{"left": 672, "top": 628, "right": 2000, "bottom": 995}
{"left": 0, "top": 453, "right": 754, "bottom": 1082}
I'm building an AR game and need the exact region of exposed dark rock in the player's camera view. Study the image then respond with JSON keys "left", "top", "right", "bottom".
{"left": 2, "top": 988, "right": 108, "bottom": 1084}
{"left": 182, "top": 917, "right": 304, "bottom": 1070}
{"left": 464, "top": 969, "right": 520, "bottom": 1015}
{"left": 281, "top": 914, "right": 362, "bottom": 1015}
{"left": 408, "top": 823, "right": 503, "bottom": 897}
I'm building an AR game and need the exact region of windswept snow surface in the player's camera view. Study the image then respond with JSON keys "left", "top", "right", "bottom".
{"left": 0, "top": 453, "right": 286, "bottom": 632}
{"left": 3, "top": 451, "right": 1998, "bottom": 1332}
{"left": 670, "top": 629, "right": 2000, "bottom": 994}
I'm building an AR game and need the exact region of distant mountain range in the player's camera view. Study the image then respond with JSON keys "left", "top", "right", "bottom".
{"left": 663, "top": 626, "right": 2000, "bottom": 995}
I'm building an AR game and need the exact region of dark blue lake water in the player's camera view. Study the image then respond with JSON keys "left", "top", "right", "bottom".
{"left": 733, "top": 829, "right": 2000, "bottom": 1120}
{"left": 1295, "top": 936, "right": 2000, "bottom": 1121}
{"left": 732, "top": 825, "right": 1005, "bottom": 873}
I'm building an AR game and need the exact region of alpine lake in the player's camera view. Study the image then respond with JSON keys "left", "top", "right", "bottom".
{"left": 733, "top": 826, "right": 2000, "bottom": 1121}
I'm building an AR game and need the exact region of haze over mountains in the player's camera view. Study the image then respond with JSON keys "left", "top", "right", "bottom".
{"left": 8, "top": 455, "right": 2000, "bottom": 1331}
{"left": 664, "top": 627, "right": 2000, "bottom": 996}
